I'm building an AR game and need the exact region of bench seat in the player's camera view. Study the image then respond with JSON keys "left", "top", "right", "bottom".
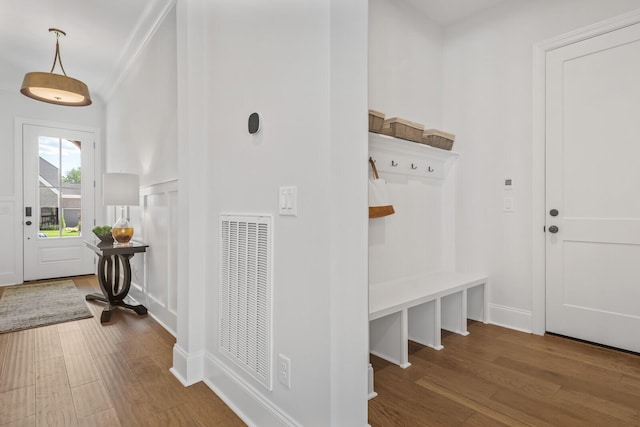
{"left": 369, "top": 271, "right": 488, "bottom": 368}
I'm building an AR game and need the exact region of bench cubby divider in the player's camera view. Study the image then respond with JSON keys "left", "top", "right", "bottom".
{"left": 369, "top": 272, "right": 488, "bottom": 368}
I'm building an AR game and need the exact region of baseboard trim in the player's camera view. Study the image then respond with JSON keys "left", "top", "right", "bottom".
{"left": 122, "top": 291, "right": 177, "bottom": 338}
{"left": 171, "top": 344, "right": 204, "bottom": 386}
{"left": 367, "top": 363, "right": 377, "bottom": 400}
{"left": 0, "top": 273, "right": 18, "bottom": 287}
{"left": 204, "top": 352, "right": 299, "bottom": 427}
{"left": 488, "top": 303, "right": 532, "bottom": 333}
{"left": 148, "top": 311, "right": 177, "bottom": 338}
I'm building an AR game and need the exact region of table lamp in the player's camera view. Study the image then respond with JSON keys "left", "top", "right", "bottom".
{"left": 103, "top": 173, "right": 139, "bottom": 244}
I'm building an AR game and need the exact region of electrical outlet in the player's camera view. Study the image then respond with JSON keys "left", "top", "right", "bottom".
{"left": 278, "top": 354, "right": 291, "bottom": 389}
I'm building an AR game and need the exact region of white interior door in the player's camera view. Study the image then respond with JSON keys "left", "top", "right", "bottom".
{"left": 23, "top": 124, "right": 95, "bottom": 281}
{"left": 546, "top": 23, "right": 640, "bottom": 352}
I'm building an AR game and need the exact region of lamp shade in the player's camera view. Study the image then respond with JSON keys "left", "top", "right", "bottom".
{"left": 103, "top": 173, "right": 140, "bottom": 206}
{"left": 21, "top": 72, "right": 91, "bottom": 106}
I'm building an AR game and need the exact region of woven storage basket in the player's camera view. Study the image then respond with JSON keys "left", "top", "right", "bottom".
{"left": 368, "top": 110, "right": 385, "bottom": 133}
{"left": 383, "top": 117, "right": 424, "bottom": 143}
{"left": 381, "top": 121, "right": 392, "bottom": 135}
{"left": 422, "top": 129, "right": 455, "bottom": 151}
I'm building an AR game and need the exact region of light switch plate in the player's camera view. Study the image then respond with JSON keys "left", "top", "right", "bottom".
{"left": 503, "top": 197, "right": 514, "bottom": 212}
{"left": 279, "top": 186, "right": 297, "bottom": 216}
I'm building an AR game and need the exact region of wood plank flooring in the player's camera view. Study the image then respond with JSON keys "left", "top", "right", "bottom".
{"left": 0, "top": 276, "right": 244, "bottom": 427}
{"left": 369, "top": 321, "right": 640, "bottom": 426}
{"left": 4, "top": 276, "right": 640, "bottom": 426}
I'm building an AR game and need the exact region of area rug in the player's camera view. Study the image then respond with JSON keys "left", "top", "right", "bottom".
{"left": 0, "top": 280, "right": 93, "bottom": 333}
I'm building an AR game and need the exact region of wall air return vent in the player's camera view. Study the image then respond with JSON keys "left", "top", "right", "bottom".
{"left": 219, "top": 214, "right": 273, "bottom": 390}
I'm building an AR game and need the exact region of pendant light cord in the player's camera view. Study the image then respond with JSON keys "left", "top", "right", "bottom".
{"left": 49, "top": 30, "right": 67, "bottom": 76}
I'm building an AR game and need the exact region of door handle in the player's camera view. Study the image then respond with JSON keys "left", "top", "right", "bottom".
{"left": 549, "top": 209, "right": 559, "bottom": 217}
{"left": 25, "top": 221, "right": 32, "bottom": 226}
{"left": 548, "top": 225, "right": 559, "bottom": 233}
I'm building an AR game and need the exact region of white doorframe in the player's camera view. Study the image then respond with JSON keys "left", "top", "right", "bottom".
{"left": 531, "top": 9, "right": 640, "bottom": 336}
{"left": 14, "top": 117, "right": 102, "bottom": 285}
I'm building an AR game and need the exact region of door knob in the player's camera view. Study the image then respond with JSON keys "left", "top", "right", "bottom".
{"left": 550, "top": 209, "right": 559, "bottom": 217}
{"left": 548, "top": 225, "right": 559, "bottom": 233}
{"left": 25, "top": 220, "right": 32, "bottom": 226}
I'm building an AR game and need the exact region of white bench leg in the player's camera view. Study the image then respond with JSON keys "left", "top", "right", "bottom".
{"left": 467, "top": 282, "right": 488, "bottom": 324}
{"left": 434, "top": 298, "right": 443, "bottom": 350}
{"left": 369, "top": 310, "right": 411, "bottom": 369}
{"left": 483, "top": 281, "right": 489, "bottom": 324}
{"left": 460, "top": 289, "right": 469, "bottom": 336}
{"left": 368, "top": 363, "right": 377, "bottom": 400}
{"left": 408, "top": 299, "right": 443, "bottom": 350}
{"left": 400, "top": 309, "right": 410, "bottom": 367}
{"left": 442, "top": 290, "right": 466, "bottom": 335}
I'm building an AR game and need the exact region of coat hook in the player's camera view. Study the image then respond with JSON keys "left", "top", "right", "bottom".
{"left": 411, "top": 163, "right": 417, "bottom": 170}
{"left": 427, "top": 166, "right": 434, "bottom": 173}
{"left": 391, "top": 160, "right": 398, "bottom": 167}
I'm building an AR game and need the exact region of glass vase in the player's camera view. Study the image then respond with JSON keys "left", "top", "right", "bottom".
{"left": 112, "top": 206, "right": 134, "bottom": 244}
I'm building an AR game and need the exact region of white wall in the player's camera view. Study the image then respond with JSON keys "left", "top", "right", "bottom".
{"left": 105, "top": 9, "right": 177, "bottom": 184}
{"left": 203, "top": 1, "right": 331, "bottom": 415}
{"left": 0, "top": 90, "right": 104, "bottom": 285}
{"left": 329, "top": 1, "right": 369, "bottom": 423}
{"left": 369, "top": 0, "right": 443, "bottom": 128}
{"left": 368, "top": 138, "right": 458, "bottom": 285}
{"left": 172, "top": 0, "right": 369, "bottom": 426}
{"left": 104, "top": 5, "right": 178, "bottom": 331}
{"left": 368, "top": 0, "right": 449, "bottom": 287}
{"left": 443, "top": 0, "right": 640, "bottom": 330}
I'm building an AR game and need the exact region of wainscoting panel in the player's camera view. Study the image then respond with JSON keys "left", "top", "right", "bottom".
{"left": 129, "top": 180, "right": 178, "bottom": 335}
{"left": 0, "top": 199, "right": 19, "bottom": 285}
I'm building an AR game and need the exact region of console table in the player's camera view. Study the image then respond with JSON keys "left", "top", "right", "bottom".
{"left": 84, "top": 240, "right": 149, "bottom": 323}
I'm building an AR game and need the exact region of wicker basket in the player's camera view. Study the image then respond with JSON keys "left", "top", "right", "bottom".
{"left": 383, "top": 117, "right": 424, "bottom": 143}
{"left": 422, "top": 129, "right": 455, "bottom": 151}
{"left": 368, "top": 110, "right": 385, "bottom": 133}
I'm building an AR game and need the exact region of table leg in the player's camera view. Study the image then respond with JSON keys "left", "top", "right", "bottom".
{"left": 85, "top": 253, "right": 148, "bottom": 323}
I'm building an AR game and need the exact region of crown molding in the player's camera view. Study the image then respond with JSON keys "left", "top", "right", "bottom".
{"left": 99, "top": 0, "right": 176, "bottom": 102}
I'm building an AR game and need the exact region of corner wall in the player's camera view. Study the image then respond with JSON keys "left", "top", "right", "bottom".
{"left": 173, "top": 1, "right": 369, "bottom": 426}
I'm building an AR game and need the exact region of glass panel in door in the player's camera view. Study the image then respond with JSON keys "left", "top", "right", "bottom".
{"left": 23, "top": 124, "right": 95, "bottom": 281}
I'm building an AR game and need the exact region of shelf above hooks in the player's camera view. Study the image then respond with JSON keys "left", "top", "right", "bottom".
{"left": 369, "top": 132, "right": 458, "bottom": 180}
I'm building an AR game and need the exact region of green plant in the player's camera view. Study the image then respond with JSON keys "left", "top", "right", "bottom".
{"left": 92, "top": 225, "right": 112, "bottom": 236}
{"left": 62, "top": 167, "right": 81, "bottom": 184}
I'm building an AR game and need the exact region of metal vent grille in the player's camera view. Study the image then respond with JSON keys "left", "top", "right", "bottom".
{"left": 219, "top": 215, "right": 272, "bottom": 390}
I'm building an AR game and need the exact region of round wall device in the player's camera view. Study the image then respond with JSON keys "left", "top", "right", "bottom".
{"left": 248, "top": 112, "right": 262, "bottom": 134}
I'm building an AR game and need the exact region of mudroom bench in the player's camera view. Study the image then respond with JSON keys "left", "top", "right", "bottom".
{"left": 369, "top": 271, "right": 488, "bottom": 368}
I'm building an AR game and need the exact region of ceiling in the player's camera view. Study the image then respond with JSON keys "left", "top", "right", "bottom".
{"left": 0, "top": 0, "right": 504, "bottom": 104}
{"left": 0, "top": 0, "right": 173, "bottom": 103}
{"left": 402, "top": 0, "right": 509, "bottom": 25}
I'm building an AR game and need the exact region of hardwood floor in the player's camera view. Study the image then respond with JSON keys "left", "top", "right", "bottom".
{"left": 4, "top": 277, "right": 639, "bottom": 426}
{"left": 0, "top": 276, "right": 245, "bottom": 427}
{"left": 369, "top": 321, "right": 640, "bottom": 426}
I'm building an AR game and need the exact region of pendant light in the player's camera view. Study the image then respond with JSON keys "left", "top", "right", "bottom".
{"left": 20, "top": 28, "right": 92, "bottom": 106}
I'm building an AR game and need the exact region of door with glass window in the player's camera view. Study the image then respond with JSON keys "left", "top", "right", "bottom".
{"left": 23, "top": 124, "right": 95, "bottom": 281}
